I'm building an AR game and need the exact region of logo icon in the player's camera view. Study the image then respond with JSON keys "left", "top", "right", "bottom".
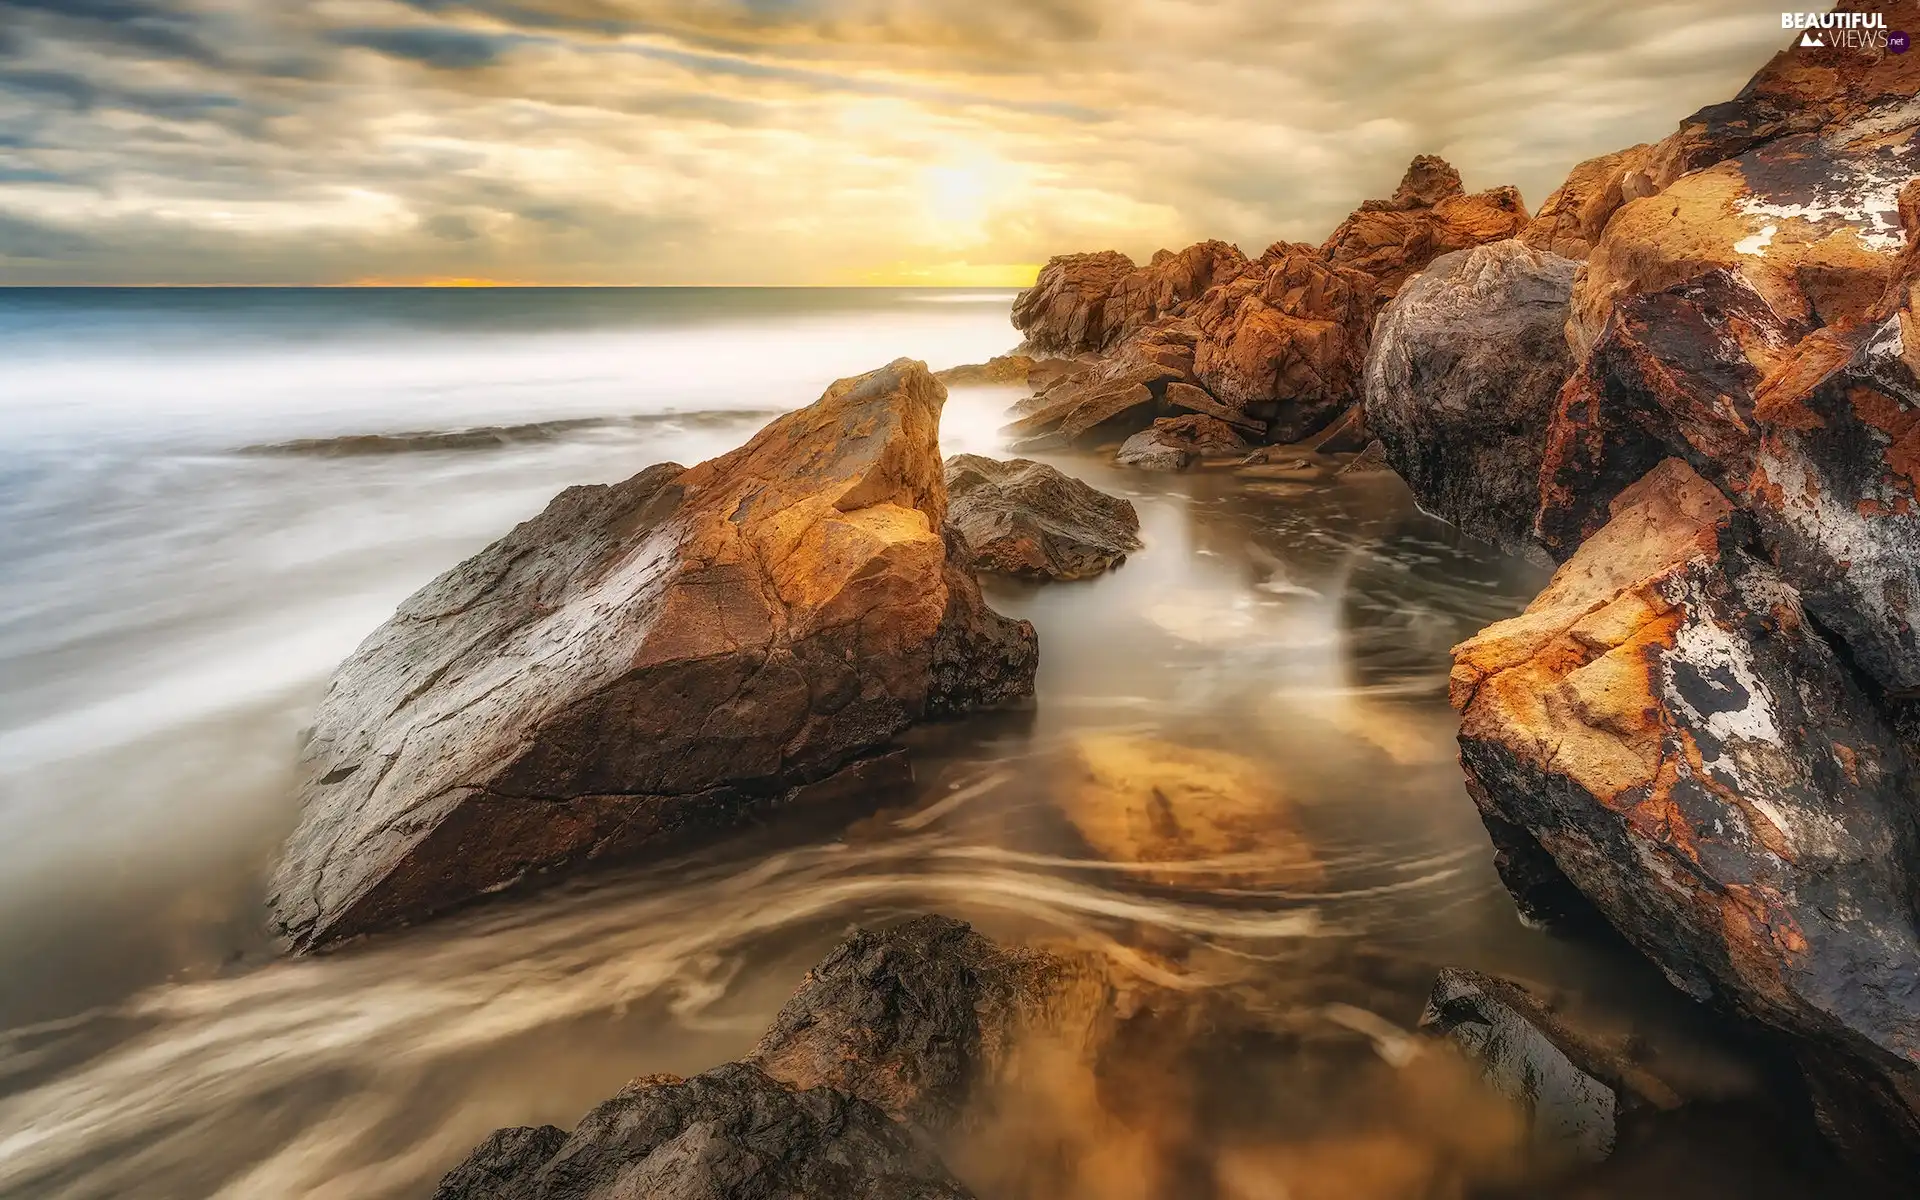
{"left": 1891, "top": 30, "right": 1912, "bottom": 52}
{"left": 1800, "top": 30, "right": 1826, "bottom": 46}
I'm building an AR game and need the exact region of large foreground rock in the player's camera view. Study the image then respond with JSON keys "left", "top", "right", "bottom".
{"left": 1365, "top": 240, "right": 1578, "bottom": 556}
{"left": 430, "top": 1062, "right": 973, "bottom": 1200}
{"left": 1452, "top": 458, "right": 1920, "bottom": 1171}
{"left": 943, "top": 455, "right": 1141, "bottom": 581}
{"left": 269, "top": 361, "right": 1037, "bottom": 950}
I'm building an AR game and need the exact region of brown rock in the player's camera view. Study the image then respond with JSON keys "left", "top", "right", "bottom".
{"left": 1306, "top": 403, "right": 1370, "bottom": 455}
{"left": 1164, "top": 380, "right": 1268, "bottom": 438}
{"left": 1338, "top": 439, "right": 1393, "bottom": 475}
{"left": 268, "top": 360, "right": 1037, "bottom": 951}
{"left": 1105, "top": 240, "right": 1251, "bottom": 348}
{"left": 1190, "top": 243, "right": 1377, "bottom": 443}
{"left": 1011, "top": 250, "right": 1137, "bottom": 355}
{"left": 1002, "top": 319, "right": 1201, "bottom": 451}
{"left": 944, "top": 454, "right": 1142, "bottom": 581}
{"left": 1322, "top": 156, "right": 1532, "bottom": 301}
{"left": 1117, "top": 414, "right": 1249, "bottom": 471}
{"left": 1520, "top": 144, "right": 1656, "bottom": 261}
{"left": 1453, "top": 457, "right": 1920, "bottom": 1175}
{"left": 936, "top": 355, "right": 1053, "bottom": 388}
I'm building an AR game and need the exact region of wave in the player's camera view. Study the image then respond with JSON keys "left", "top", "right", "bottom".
{"left": 239, "top": 409, "right": 788, "bottom": 457}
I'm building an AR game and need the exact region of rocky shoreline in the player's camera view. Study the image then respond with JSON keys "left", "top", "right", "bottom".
{"left": 264, "top": 5, "right": 1920, "bottom": 1195}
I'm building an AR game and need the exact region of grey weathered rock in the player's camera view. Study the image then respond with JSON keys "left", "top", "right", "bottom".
{"left": 944, "top": 455, "right": 1141, "bottom": 581}
{"left": 429, "top": 1062, "right": 974, "bottom": 1200}
{"left": 269, "top": 360, "right": 1037, "bottom": 951}
{"left": 1364, "top": 239, "right": 1578, "bottom": 557}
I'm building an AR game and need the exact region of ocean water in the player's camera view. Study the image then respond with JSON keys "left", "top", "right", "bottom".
{"left": 0, "top": 288, "right": 1825, "bottom": 1199}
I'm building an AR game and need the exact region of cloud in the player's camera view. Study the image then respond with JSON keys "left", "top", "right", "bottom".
{"left": 0, "top": 0, "right": 1803, "bottom": 284}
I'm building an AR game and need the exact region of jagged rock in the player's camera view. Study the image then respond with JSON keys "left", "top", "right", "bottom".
{"left": 750, "top": 915, "right": 1093, "bottom": 1132}
{"left": 1002, "top": 319, "right": 1201, "bottom": 451}
{"left": 1421, "top": 968, "right": 1684, "bottom": 1162}
{"left": 943, "top": 455, "right": 1142, "bottom": 581}
{"left": 1053, "top": 735, "right": 1321, "bottom": 888}
{"left": 268, "top": 360, "right": 1037, "bottom": 951}
{"left": 428, "top": 1062, "right": 974, "bottom": 1200}
{"left": 1452, "top": 457, "right": 1920, "bottom": 1172}
{"left": 1520, "top": 144, "right": 1656, "bottom": 261}
{"left": 1104, "top": 240, "right": 1251, "bottom": 348}
{"left": 1164, "top": 381, "right": 1267, "bottom": 438}
{"left": 1189, "top": 243, "right": 1377, "bottom": 443}
{"left": 1365, "top": 240, "right": 1578, "bottom": 557}
{"left": 1747, "top": 185, "right": 1920, "bottom": 694}
{"left": 1117, "top": 415, "right": 1249, "bottom": 471}
{"left": 1011, "top": 251, "right": 1137, "bottom": 355}
{"left": 1322, "top": 156, "right": 1532, "bottom": 301}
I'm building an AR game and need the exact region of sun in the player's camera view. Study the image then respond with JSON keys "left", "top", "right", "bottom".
{"left": 923, "top": 164, "right": 992, "bottom": 228}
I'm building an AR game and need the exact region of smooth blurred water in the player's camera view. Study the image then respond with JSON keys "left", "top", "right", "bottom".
{"left": 0, "top": 289, "right": 1817, "bottom": 1200}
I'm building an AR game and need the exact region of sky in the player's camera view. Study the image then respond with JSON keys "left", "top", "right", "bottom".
{"left": 0, "top": 0, "right": 1799, "bottom": 286}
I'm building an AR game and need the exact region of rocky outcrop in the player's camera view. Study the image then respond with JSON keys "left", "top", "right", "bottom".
{"left": 429, "top": 1062, "right": 974, "bottom": 1200}
{"left": 1322, "top": 155, "right": 1532, "bottom": 301}
{"left": 1452, "top": 458, "right": 1920, "bottom": 1171}
{"left": 269, "top": 361, "right": 1037, "bottom": 951}
{"left": 935, "top": 355, "right": 1077, "bottom": 391}
{"left": 1104, "top": 240, "right": 1250, "bottom": 348}
{"left": 1364, "top": 240, "right": 1578, "bottom": 556}
{"left": 943, "top": 455, "right": 1142, "bottom": 581}
{"left": 1520, "top": 145, "right": 1656, "bottom": 262}
{"left": 750, "top": 915, "right": 1094, "bottom": 1131}
{"left": 1189, "top": 243, "right": 1377, "bottom": 443}
{"left": 1116, "top": 414, "right": 1249, "bottom": 470}
{"left": 1010, "top": 251, "right": 1137, "bottom": 355}
{"left": 1002, "top": 319, "right": 1200, "bottom": 451}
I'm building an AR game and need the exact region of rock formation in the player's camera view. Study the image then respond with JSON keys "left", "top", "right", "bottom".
{"left": 1364, "top": 240, "right": 1578, "bottom": 556}
{"left": 1322, "top": 154, "right": 1532, "bottom": 301}
{"left": 943, "top": 455, "right": 1142, "bottom": 581}
{"left": 1116, "top": 414, "right": 1249, "bottom": 470}
{"left": 1002, "top": 319, "right": 1200, "bottom": 451}
{"left": 1452, "top": 458, "right": 1920, "bottom": 1171}
{"left": 1519, "top": 145, "right": 1655, "bottom": 261}
{"left": 269, "top": 361, "right": 1037, "bottom": 951}
{"left": 1010, "top": 251, "right": 1137, "bottom": 356}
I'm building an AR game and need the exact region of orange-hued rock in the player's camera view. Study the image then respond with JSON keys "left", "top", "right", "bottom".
{"left": 1454, "top": 457, "right": 1920, "bottom": 1172}
{"left": 269, "top": 360, "right": 1037, "bottom": 951}
{"left": 1322, "top": 156, "right": 1532, "bottom": 300}
{"left": 1105, "top": 240, "right": 1251, "bottom": 347}
{"left": 944, "top": 454, "right": 1141, "bottom": 581}
{"left": 1002, "top": 318, "right": 1201, "bottom": 451}
{"left": 1190, "top": 242, "right": 1377, "bottom": 443}
{"left": 1116, "top": 413, "right": 1249, "bottom": 471}
{"left": 1520, "top": 144, "right": 1655, "bottom": 261}
{"left": 1011, "top": 250, "right": 1138, "bottom": 355}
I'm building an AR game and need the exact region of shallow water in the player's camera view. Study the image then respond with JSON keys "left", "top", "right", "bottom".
{"left": 0, "top": 289, "right": 1826, "bottom": 1198}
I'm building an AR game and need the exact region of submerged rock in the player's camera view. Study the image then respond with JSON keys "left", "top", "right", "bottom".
{"left": 1452, "top": 458, "right": 1920, "bottom": 1169}
{"left": 1365, "top": 240, "right": 1578, "bottom": 557}
{"left": 429, "top": 1062, "right": 974, "bottom": 1200}
{"left": 269, "top": 360, "right": 1037, "bottom": 951}
{"left": 943, "top": 455, "right": 1141, "bottom": 581}
{"left": 1116, "top": 415, "right": 1249, "bottom": 471}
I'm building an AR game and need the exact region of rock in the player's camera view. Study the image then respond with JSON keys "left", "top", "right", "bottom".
{"left": 1744, "top": 179, "right": 1920, "bottom": 695}
{"left": 428, "top": 1062, "right": 974, "bottom": 1200}
{"left": 1520, "top": 144, "right": 1655, "bottom": 261}
{"left": 1117, "top": 415, "right": 1249, "bottom": 471}
{"left": 1452, "top": 457, "right": 1920, "bottom": 1170}
{"left": 1306, "top": 403, "right": 1370, "bottom": 455}
{"left": 1189, "top": 243, "right": 1377, "bottom": 443}
{"left": 1420, "top": 968, "right": 1683, "bottom": 1163}
{"left": 1164, "top": 381, "right": 1267, "bottom": 438}
{"left": 750, "top": 915, "right": 1092, "bottom": 1132}
{"left": 268, "top": 360, "right": 1037, "bottom": 951}
{"left": 1322, "top": 156, "right": 1532, "bottom": 301}
{"left": 1002, "top": 319, "right": 1201, "bottom": 451}
{"left": 943, "top": 455, "right": 1142, "bottom": 581}
{"left": 1338, "top": 439, "right": 1393, "bottom": 475}
{"left": 1364, "top": 240, "right": 1578, "bottom": 557}
{"left": 1104, "top": 240, "right": 1251, "bottom": 348}
{"left": 935, "top": 355, "right": 1045, "bottom": 388}
{"left": 1011, "top": 250, "right": 1137, "bottom": 355}
{"left": 1053, "top": 735, "right": 1321, "bottom": 888}
{"left": 1534, "top": 268, "right": 1811, "bottom": 559}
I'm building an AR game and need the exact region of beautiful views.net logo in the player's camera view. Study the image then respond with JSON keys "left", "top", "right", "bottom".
{"left": 1781, "top": 10, "right": 1908, "bottom": 51}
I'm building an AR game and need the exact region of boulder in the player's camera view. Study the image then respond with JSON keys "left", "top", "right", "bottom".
{"left": 1519, "top": 144, "right": 1655, "bottom": 261}
{"left": 268, "top": 360, "right": 1037, "bottom": 951}
{"left": 943, "top": 455, "right": 1142, "bottom": 581}
{"left": 1189, "top": 243, "right": 1377, "bottom": 443}
{"left": 1002, "top": 319, "right": 1201, "bottom": 451}
{"left": 1322, "top": 155, "right": 1532, "bottom": 301}
{"left": 1011, "top": 251, "right": 1136, "bottom": 355}
{"left": 750, "top": 915, "right": 1094, "bottom": 1132}
{"left": 1117, "top": 415, "right": 1249, "bottom": 471}
{"left": 1364, "top": 240, "right": 1579, "bottom": 557}
{"left": 1452, "top": 457, "right": 1920, "bottom": 1170}
{"left": 1420, "top": 968, "right": 1684, "bottom": 1163}
{"left": 429, "top": 1062, "right": 974, "bottom": 1200}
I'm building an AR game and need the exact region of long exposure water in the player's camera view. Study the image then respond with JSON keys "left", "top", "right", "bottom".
{"left": 0, "top": 288, "right": 1830, "bottom": 1199}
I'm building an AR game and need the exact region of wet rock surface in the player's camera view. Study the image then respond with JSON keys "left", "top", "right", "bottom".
{"left": 1117, "top": 414, "right": 1250, "bottom": 471}
{"left": 1364, "top": 240, "right": 1577, "bottom": 557}
{"left": 943, "top": 455, "right": 1142, "bottom": 581}
{"left": 269, "top": 360, "right": 1037, "bottom": 951}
